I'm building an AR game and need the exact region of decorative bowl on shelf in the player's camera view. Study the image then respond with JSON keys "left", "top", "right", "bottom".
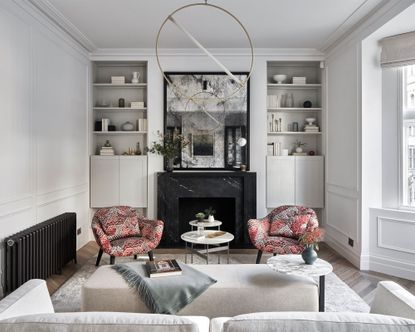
{"left": 273, "top": 74, "right": 287, "bottom": 84}
{"left": 121, "top": 121, "right": 135, "bottom": 131}
{"left": 305, "top": 118, "right": 316, "bottom": 126}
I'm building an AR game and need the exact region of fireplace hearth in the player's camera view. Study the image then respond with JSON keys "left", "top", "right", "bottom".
{"left": 157, "top": 172, "right": 256, "bottom": 247}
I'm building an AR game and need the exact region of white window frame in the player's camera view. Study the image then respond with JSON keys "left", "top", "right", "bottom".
{"left": 399, "top": 65, "right": 415, "bottom": 210}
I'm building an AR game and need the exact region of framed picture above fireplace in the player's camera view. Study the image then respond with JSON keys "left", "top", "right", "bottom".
{"left": 164, "top": 72, "right": 250, "bottom": 170}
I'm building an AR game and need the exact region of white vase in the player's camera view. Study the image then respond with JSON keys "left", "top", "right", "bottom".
{"left": 132, "top": 72, "right": 140, "bottom": 84}
{"left": 296, "top": 147, "right": 303, "bottom": 153}
{"left": 208, "top": 215, "right": 214, "bottom": 222}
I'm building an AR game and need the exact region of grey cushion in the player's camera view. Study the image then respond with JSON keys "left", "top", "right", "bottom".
{"left": 222, "top": 312, "right": 415, "bottom": 332}
{"left": 82, "top": 264, "right": 318, "bottom": 318}
{"left": 0, "top": 312, "right": 204, "bottom": 332}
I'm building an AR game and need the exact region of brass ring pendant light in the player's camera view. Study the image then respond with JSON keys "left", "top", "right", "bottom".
{"left": 155, "top": 1, "right": 254, "bottom": 103}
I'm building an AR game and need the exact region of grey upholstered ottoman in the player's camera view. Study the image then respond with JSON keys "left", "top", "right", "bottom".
{"left": 81, "top": 264, "right": 318, "bottom": 318}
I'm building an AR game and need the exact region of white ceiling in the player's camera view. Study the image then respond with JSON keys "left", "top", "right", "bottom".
{"left": 41, "top": 0, "right": 386, "bottom": 51}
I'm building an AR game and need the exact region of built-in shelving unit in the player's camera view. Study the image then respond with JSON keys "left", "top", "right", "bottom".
{"left": 266, "top": 61, "right": 325, "bottom": 210}
{"left": 92, "top": 61, "right": 148, "bottom": 156}
{"left": 267, "top": 61, "right": 323, "bottom": 156}
{"left": 90, "top": 61, "right": 149, "bottom": 210}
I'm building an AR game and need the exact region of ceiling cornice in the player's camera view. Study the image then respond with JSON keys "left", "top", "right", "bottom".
{"left": 26, "top": 0, "right": 96, "bottom": 52}
{"left": 90, "top": 48, "right": 325, "bottom": 61}
{"left": 321, "top": 0, "right": 414, "bottom": 55}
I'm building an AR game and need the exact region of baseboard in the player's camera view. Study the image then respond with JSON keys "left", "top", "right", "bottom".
{"left": 325, "top": 234, "right": 361, "bottom": 268}
{"left": 369, "top": 255, "right": 415, "bottom": 281}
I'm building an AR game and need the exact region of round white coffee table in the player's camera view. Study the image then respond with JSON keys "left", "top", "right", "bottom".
{"left": 181, "top": 230, "right": 234, "bottom": 264}
{"left": 189, "top": 220, "right": 222, "bottom": 230}
{"left": 267, "top": 254, "right": 333, "bottom": 312}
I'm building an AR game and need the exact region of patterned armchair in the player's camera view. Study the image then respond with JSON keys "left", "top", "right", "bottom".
{"left": 92, "top": 206, "right": 164, "bottom": 266}
{"left": 248, "top": 205, "right": 318, "bottom": 264}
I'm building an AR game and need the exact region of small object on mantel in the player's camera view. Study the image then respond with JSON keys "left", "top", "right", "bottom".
{"left": 240, "top": 164, "right": 247, "bottom": 171}
{"left": 206, "top": 231, "right": 226, "bottom": 238}
{"left": 308, "top": 151, "right": 316, "bottom": 156}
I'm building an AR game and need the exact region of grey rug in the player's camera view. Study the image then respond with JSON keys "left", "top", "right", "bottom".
{"left": 51, "top": 253, "right": 370, "bottom": 313}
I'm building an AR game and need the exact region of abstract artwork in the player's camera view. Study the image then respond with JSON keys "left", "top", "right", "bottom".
{"left": 192, "top": 133, "right": 214, "bottom": 156}
{"left": 164, "top": 72, "right": 250, "bottom": 169}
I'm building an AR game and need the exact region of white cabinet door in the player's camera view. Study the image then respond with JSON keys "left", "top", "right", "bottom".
{"left": 90, "top": 156, "right": 119, "bottom": 208}
{"left": 119, "top": 156, "right": 148, "bottom": 207}
{"left": 295, "top": 156, "right": 324, "bottom": 208}
{"left": 266, "top": 156, "right": 295, "bottom": 207}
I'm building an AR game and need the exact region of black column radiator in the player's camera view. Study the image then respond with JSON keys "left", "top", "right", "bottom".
{"left": 4, "top": 212, "right": 77, "bottom": 294}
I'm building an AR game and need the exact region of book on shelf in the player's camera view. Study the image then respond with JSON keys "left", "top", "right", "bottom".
{"left": 304, "top": 125, "right": 319, "bottom": 132}
{"left": 146, "top": 259, "right": 182, "bottom": 278}
{"left": 131, "top": 101, "right": 145, "bottom": 109}
{"left": 137, "top": 118, "right": 147, "bottom": 131}
{"left": 101, "top": 118, "right": 109, "bottom": 131}
{"left": 292, "top": 77, "right": 306, "bottom": 84}
{"left": 111, "top": 76, "right": 125, "bottom": 84}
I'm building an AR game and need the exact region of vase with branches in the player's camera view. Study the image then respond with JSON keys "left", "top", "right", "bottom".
{"left": 146, "top": 130, "right": 189, "bottom": 171}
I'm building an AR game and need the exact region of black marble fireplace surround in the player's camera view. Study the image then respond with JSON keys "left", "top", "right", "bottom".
{"left": 157, "top": 172, "right": 257, "bottom": 247}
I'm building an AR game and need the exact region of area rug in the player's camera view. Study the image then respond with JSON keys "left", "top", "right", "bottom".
{"left": 51, "top": 253, "right": 370, "bottom": 313}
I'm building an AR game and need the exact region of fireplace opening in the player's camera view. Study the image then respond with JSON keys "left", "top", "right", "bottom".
{"left": 178, "top": 197, "right": 236, "bottom": 237}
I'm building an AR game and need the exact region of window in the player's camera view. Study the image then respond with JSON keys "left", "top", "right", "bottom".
{"left": 402, "top": 65, "right": 415, "bottom": 207}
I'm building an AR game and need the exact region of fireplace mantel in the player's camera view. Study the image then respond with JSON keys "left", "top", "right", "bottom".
{"left": 157, "top": 172, "right": 257, "bottom": 247}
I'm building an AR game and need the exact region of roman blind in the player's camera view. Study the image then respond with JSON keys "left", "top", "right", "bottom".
{"left": 380, "top": 31, "right": 415, "bottom": 68}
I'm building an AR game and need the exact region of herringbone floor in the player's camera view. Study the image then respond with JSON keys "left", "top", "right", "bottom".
{"left": 46, "top": 241, "right": 415, "bottom": 305}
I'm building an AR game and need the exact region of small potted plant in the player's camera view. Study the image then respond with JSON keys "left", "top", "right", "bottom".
{"left": 299, "top": 227, "right": 324, "bottom": 265}
{"left": 204, "top": 207, "right": 216, "bottom": 222}
{"left": 195, "top": 212, "right": 205, "bottom": 223}
{"left": 146, "top": 130, "right": 189, "bottom": 172}
{"left": 293, "top": 140, "right": 307, "bottom": 153}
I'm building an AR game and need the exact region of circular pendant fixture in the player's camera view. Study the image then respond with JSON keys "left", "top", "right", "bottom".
{"left": 156, "top": 1, "right": 254, "bottom": 103}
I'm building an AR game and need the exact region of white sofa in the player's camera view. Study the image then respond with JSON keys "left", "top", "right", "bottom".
{"left": 0, "top": 280, "right": 209, "bottom": 332}
{"left": 0, "top": 279, "right": 414, "bottom": 331}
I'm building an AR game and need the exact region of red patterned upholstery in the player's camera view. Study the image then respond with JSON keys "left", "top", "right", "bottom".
{"left": 92, "top": 206, "right": 164, "bottom": 260}
{"left": 248, "top": 206, "right": 318, "bottom": 255}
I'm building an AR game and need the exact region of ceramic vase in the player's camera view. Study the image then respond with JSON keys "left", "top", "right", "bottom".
{"left": 302, "top": 246, "right": 317, "bottom": 265}
{"left": 296, "top": 147, "right": 303, "bottom": 153}
{"left": 166, "top": 158, "right": 174, "bottom": 172}
{"left": 208, "top": 215, "right": 215, "bottom": 222}
{"left": 132, "top": 72, "right": 140, "bottom": 84}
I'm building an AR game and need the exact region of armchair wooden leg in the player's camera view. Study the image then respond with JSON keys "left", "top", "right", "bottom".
{"left": 148, "top": 251, "right": 154, "bottom": 261}
{"left": 96, "top": 249, "right": 103, "bottom": 267}
{"left": 256, "top": 250, "right": 263, "bottom": 264}
{"left": 273, "top": 253, "right": 277, "bottom": 256}
{"left": 110, "top": 256, "right": 115, "bottom": 265}
{"left": 134, "top": 255, "right": 137, "bottom": 260}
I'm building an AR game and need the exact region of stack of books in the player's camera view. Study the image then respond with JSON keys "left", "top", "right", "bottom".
{"left": 100, "top": 146, "right": 115, "bottom": 156}
{"left": 131, "top": 101, "right": 145, "bottom": 109}
{"left": 137, "top": 118, "right": 147, "bottom": 131}
{"left": 111, "top": 76, "right": 125, "bottom": 84}
{"left": 146, "top": 259, "right": 182, "bottom": 278}
{"left": 304, "top": 124, "right": 320, "bottom": 133}
{"left": 292, "top": 77, "right": 306, "bottom": 85}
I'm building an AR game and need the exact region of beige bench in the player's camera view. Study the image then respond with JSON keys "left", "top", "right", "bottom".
{"left": 81, "top": 264, "right": 318, "bottom": 318}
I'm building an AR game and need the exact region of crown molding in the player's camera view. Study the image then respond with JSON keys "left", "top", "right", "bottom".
{"left": 26, "top": 0, "right": 96, "bottom": 52}
{"left": 90, "top": 48, "right": 325, "bottom": 61}
{"left": 322, "top": 0, "right": 414, "bottom": 56}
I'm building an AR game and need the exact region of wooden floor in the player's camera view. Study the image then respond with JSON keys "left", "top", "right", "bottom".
{"left": 46, "top": 241, "right": 415, "bottom": 305}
